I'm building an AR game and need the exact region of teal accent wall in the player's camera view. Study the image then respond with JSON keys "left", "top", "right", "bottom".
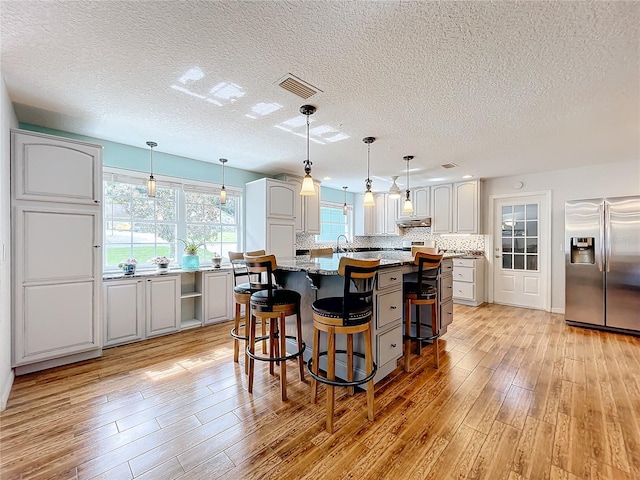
{"left": 19, "top": 123, "right": 352, "bottom": 202}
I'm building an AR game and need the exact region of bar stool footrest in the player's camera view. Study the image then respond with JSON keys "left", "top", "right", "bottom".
{"left": 231, "top": 321, "right": 266, "bottom": 341}
{"left": 307, "top": 350, "right": 378, "bottom": 387}
{"left": 246, "top": 335, "right": 306, "bottom": 363}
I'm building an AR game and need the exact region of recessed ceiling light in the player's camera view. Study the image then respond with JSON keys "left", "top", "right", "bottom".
{"left": 463, "top": 174, "right": 473, "bottom": 179}
{"left": 323, "top": 176, "right": 332, "bottom": 180}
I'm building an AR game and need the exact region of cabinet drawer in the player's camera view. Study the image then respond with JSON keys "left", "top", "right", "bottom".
{"left": 453, "top": 281, "right": 475, "bottom": 300}
{"left": 377, "top": 324, "right": 402, "bottom": 367}
{"left": 440, "top": 299, "right": 454, "bottom": 329}
{"left": 377, "top": 269, "right": 402, "bottom": 290}
{"left": 453, "top": 258, "right": 475, "bottom": 268}
{"left": 440, "top": 274, "right": 453, "bottom": 302}
{"left": 376, "top": 290, "right": 403, "bottom": 329}
{"left": 453, "top": 266, "right": 475, "bottom": 283}
{"left": 440, "top": 260, "right": 453, "bottom": 273}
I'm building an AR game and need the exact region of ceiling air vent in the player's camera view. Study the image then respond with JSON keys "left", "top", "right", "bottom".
{"left": 441, "top": 163, "right": 458, "bottom": 169}
{"left": 277, "top": 74, "right": 322, "bottom": 99}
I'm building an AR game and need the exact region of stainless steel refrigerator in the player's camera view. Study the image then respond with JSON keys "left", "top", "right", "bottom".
{"left": 565, "top": 196, "right": 640, "bottom": 333}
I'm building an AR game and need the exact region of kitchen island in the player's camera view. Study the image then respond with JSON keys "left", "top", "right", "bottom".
{"left": 274, "top": 251, "right": 455, "bottom": 383}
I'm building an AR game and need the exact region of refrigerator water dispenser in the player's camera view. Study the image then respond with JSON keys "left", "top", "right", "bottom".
{"left": 570, "top": 237, "right": 595, "bottom": 264}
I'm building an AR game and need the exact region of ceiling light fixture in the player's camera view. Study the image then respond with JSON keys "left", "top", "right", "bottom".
{"left": 402, "top": 155, "right": 414, "bottom": 214}
{"left": 299, "top": 104, "right": 317, "bottom": 196}
{"left": 388, "top": 176, "right": 401, "bottom": 199}
{"left": 343, "top": 186, "right": 348, "bottom": 215}
{"left": 363, "top": 136, "right": 376, "bottom": 207}
{"left": 146, "top": 141, "right": 157, "bottom": 197}
{"left": 219, "top": 158, "right": 228, "bottom": 205}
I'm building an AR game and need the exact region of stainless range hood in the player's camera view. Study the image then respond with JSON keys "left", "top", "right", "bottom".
{"left": 396, "top": 216, "right": 431, "bottom": 228}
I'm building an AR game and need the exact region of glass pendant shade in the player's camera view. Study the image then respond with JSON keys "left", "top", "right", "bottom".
{"left": 388, "top": 176, "right": 401, "bottom": 199}
{"left": 219, "top": 158, "right": 228, "bottom": 204}
{"left": 299, "top": 104, "right": 317, "bottom": 196}
{"left": 146, "top": 141, "right": 157, "bottom": 198}
{"left": 300, "top": 174, "right": 315, "bottom": 195}
{"left": 363, "top": 189, "right": 375, "bottom": 206}
{"left": 342, "top": 186, "right": 348, "bottom": 215}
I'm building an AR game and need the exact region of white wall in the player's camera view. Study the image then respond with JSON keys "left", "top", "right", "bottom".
{"left": 0, "top": 74, "right": 18, "bottom": 410}
{"left": 482, "top": 159, "right": 640, "bottom": 313}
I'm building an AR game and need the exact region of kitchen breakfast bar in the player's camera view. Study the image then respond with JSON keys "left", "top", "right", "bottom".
{"left": 272, "top": 251, "right": 455, "bottom": 384}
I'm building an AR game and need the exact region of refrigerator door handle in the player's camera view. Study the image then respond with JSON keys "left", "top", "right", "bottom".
{"left": 604, "top": 202, "right": 611, "bottom": 272}
{"left": 599, "top": 203, "right": 605, "bottom": 272}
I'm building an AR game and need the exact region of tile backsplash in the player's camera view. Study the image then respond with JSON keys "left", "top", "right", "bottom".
{"left": 296, "top": 228, "right": 485, "bottom": 253}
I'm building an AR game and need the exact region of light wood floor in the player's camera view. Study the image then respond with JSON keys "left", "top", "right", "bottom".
{"left": 1, "top": 304, "right": 639, "bottom": 480}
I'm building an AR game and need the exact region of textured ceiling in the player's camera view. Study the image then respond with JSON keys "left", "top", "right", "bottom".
{"left": 1, "top": 1, "right": 638, "bottom": 192}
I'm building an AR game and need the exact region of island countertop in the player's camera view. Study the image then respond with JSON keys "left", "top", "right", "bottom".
{"left": 275, "top": 251, "right": 462, "bottom": 275}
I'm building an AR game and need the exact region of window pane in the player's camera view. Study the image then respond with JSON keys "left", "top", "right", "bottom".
{"left": 317, "top": 204, "right": 350, "bottom": 243}
{"left": 526, "top": 238, "right": 538, "bottom": 253}
{"left": 502, "top": 238, "right": 513, "bottom": 253}
{"left": 514, "top": 238, "right": 525, "bottom": 253}
{"left": 527, "top": 255, "right": 538, "bottom": 271}
{"left": 526, "top": 221, "right": 538, "bottom": 237}
{"left": 502, "top": 254, "right": 512, "bottom": 269}
{"left": 514, "top": 205, "right": 525, "bottom": 221}
{"left": 514, "top": 254, "right": 525, "bottom": 270}
{"left": 514, "top": 222, "right": 525, "bottom": 236}
{"left": 526, "top": 203, "right": 538, "bottom": 220}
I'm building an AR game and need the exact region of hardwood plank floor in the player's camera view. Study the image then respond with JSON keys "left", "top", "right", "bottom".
{"left": 1, "top": 304, "right": 639, "bottom": 480}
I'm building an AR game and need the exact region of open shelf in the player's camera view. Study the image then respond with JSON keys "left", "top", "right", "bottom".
{"left": 180, "top": 291, "right": 202, "bottom": 299}
{"left": 181, "top": 318, "right": 201, "bottom": 330}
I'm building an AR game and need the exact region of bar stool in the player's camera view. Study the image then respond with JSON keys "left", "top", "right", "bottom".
{"left": 229, "top": 250, "right": 271, "bottom": 373}
{"left": 403, "top": 252, "right": 443, "bottom": 372}
{"left": 245, "top": 254, "right": 306, "bottom": 401}
{"left": 309, "top": 247, "right": 334, "bottom": 258}
{"left": 308, "top": 257, "right": 379, "bottom": 433}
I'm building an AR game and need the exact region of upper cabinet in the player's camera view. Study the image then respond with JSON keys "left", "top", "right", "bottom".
{"left": 431, "top": 180, "right": 480, "bottom": 234}
{"left": 413, "top": 187, "right": 431, "bottom": 218}
{"left": 354, "top": 193, "right": 399, "bottom": 236}
{"left": 12, "top": 130, "right": 102, "bottom": 205}
{"left": 277, "top": 175, "right": 321, "bottom": 234}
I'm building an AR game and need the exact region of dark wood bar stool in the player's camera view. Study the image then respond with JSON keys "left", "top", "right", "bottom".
{"left": 403, "top": 252, "right": 443, "bottom": 372}
{"left": 245, "top": 254, "right": 305, "bottom": 401}
{"left": 229, "top": 250, "right": 271, "bottom": 373}
{"left": 308, "top": 257, "right": 379, "bottom": 433}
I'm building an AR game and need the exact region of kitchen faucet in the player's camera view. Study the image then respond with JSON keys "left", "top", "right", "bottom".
{"left": 336, "top": 234, "right": 349, "bottom": 253}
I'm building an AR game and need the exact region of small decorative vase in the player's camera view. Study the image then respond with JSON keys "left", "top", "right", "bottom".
{"left": 122, "top": 264, "right": 136, "bottom": 275}
{"left": 156, "top": 263, "right": 169, "bottom": 273}
{"left": 212, "top": 257, "right": 221, "bottom": 268}
{"left": 182, "top": 253, "right": 200, "bottom": 270}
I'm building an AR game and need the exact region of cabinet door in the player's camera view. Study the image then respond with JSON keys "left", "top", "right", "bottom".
{"left": 285, "top": 177, "right": 304, "bottom": 232}
{"left": 354, "top": 194, "right": 374, "bottom": 236}
{"left": 374, "top": 194, "right": 385, "bottom": 235}
{"left": 431, "top": 184, "right": 453, "bottom": 234}
{"left": 266, "top": 181, "right": 296, "bottom": 219}
{"left": 203, "top": 272, "right": 232, "bottom": 324}
{"left": 13, "top": 205, "right": 101, "bottom": 365}
{"left": 104, "top": 279, "right": 144, "bottom": 346}
{"left": 303, "top": 182, "right": 321, "bottom": 234}
{"left": 453, "top": 180, "right": 479, "bottom": 234}
{"left": 414, "top": 187, "right": 430, "bottom": 217}
{"left": 146, "top": 276, "right": 180, "bottom": 337}
{"left": 12, "top": 130, "right": 102, "bottom": 205}
{"left": 385, "top": 195, "right": 400, "bottom": 234}
{"left": 267, "top": 221, "right": 295, "bottom": 258}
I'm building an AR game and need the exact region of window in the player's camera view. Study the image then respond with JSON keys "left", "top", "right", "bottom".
{"left": 317, "top": 202, "right": 351, "bottom": 242}
{"left": 501, "top": 203, "right": 538, "bottom": 271}
{"left": 103, "top": 170, "right": 242, "bottom": 270}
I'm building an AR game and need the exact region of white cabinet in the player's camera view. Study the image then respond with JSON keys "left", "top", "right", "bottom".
{"left": 104, "top": 278, "right": 145, "bottom": 347}
{"left": 202, "top": 270, "right": 233, "bottom": 325}
{"left": 245, "top": 178, "right": 296, "bottom": 257}
{"left": 374, "top": 194, "right": 385, "bottom": 235}
{"left": 11, "top": 130, "right": 103, "bottom": 374}
{"left": 373, "top": 268, "right": 403, "bottom": 382}
{"left": 145, "top": 275, "right": 181, "bottom": 337}
{"left": 453, "top": 257, "right": 485, "bottom": 306}
{"left": 277, "top": 175, "right": 321, "bottom": 234}
{"left": 385, "top": 195, "right": 400, "bottom": 235}
{"left": 354, "top": 194, "right": 375, "bottom": 236}
{"left": 355, "top": 193, "right": 399, "bottom": 236}
{"left": 431, "top": 180, "right": 480, "bottom": 234}
{"left": 12, "top": 130, "right": 102, "bottom": 205}
{"left": 413, "top": 187, "right": 430, "bottom": 217}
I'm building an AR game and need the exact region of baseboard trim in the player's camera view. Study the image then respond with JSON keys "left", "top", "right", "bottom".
{"left": 0, "top": 368, "right": 15, "bottom": 412}
{"left": 551, "top": 307, "right": 565, "bottom": 314}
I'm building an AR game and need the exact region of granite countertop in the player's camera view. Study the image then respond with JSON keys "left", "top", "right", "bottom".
{"left": 103, "top": 263, "right": 234, "bottom": 280}
{"left": 276, "top": 251, "right": 462, "bottom": 276}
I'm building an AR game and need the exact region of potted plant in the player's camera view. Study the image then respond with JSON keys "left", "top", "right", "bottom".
{"left": 150, "top": 256, "right": 171, "bottom": 273}
{"left": 118, "top": 258, "right": 138, "bottom": 275}
{"left": 179, "top": 239, "right": 203, "bottom": 270}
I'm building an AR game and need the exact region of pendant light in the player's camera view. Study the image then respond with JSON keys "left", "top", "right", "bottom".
{"left": 342, "top": 186, "right": 348, "bottom": 215}
{"left": 402, "top": 155, "right": 414, "bottom": 214}
{"left": 388, "top": 176, "right": 401, "bottom": 199}
{"left": 146, "top": 141, "right": 157, "bottom": 197}
{"left": 363, "top": 136, "right": 376, "bottom": 207}
{"left": 299, "top": 104, "right": 317, "bottom": 196}
{"left": 219, "top": 158, "right": 228, "bottom": 205}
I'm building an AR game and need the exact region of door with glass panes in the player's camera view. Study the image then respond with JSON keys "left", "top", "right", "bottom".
{"left": 493, "top": 194, "right": 548, "bottom": 310}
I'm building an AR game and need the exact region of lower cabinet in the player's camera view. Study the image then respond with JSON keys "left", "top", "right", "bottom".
{"left": 103, "top": 278, "right": 145, "bottom": 347}
{"left": 202, "top": 271, "right": 233, "bottom": 325}
{"left": 453, "top": 257, "right": 485, "bottom": 306}
{"left": 146, "top": 276, "right": 181, "bottom": 338}
{"left": 373, "top": 268, "right": 404, "bottom": 382}
{"left": 439, "top": 259, "right": 454, "bottom": 332}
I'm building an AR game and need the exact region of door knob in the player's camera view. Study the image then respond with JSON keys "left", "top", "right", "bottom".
{"left": 495, "top": 255, "right": 501, "bottom": 258}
